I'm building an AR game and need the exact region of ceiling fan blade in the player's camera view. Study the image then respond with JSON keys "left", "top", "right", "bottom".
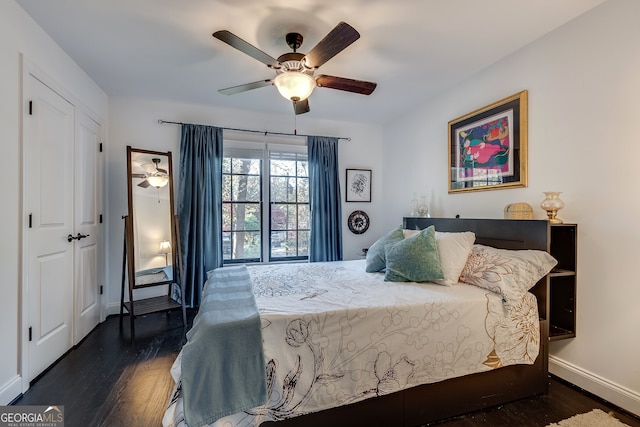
{"left": 131, "top": 173, "right": 146, "bottom": 179}
{"left": 315, "top": 74, "right": 377, "bottom": 95}
{"left": 213, "top": 30, "right": 280, "bottom": 68}
{"left": 303, "top": 22, "right": 360, "bottom": 69}
{"left": 138, "top": 180, "right": 151, "bottom": 188}
{"left": 293, "top": 98, "right": 310, "bottom": 115}
{"left": 219, "top": 80, "right": 273, "bottom": 95}
{"left": 156, "top": 168, "right": 168, "bottom": 175}
{"left": 141, "top": 164, "right": 155, "bottom": 174}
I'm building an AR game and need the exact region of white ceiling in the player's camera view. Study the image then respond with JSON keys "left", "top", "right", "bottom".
{"left": 16, "top": 0, "right": 607, "bottom": 124}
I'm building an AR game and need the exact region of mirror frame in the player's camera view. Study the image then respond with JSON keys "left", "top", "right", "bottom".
{"left": 126, "top": 146, "right": 178, "bottom": 289}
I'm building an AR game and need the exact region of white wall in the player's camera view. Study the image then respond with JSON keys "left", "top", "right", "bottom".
{"left": 105, "top": 97, "right": 383, "bottom": 312}
{"left": 380, "top": 0, "right": 640, "bottom": 416}
{"left": 0, "top": 1, "right": 107, "bottom": 404}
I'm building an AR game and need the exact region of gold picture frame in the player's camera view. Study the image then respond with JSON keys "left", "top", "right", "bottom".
{"left": 448, "top": 90, "right": 528, "bottom": 193}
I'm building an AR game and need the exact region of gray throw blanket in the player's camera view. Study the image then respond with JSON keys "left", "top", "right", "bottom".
{"left": 181, "top": 265, "right": 267, "bottom": 427}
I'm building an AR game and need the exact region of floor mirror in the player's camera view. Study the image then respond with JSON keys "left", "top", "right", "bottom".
{"left": 121, "top": 146, "right": 185, "bottom": 337}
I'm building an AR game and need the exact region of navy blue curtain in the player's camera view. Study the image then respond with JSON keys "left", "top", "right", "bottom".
{"left": 308, "top": 136, "right": 343, "bottom": 262}
{"left": 178, "top": 124, "right": 223, "bottom": 307}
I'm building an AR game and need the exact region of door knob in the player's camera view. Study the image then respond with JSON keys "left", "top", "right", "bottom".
{"left": 67, "top": 233, "right": 90, "bottom": 242}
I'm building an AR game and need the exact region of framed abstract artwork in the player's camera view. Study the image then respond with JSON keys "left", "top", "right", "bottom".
{"left": 345, "top": 169, "right": 371, "bottom": 202}
{"left": 448, "top": 90, "right": 528, "bottom": 193}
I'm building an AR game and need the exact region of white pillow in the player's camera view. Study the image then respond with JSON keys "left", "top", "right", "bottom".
{"left": 433, "top": 231, "right": 476, "bottom": 286}
{"left": 402, "top": 229, "right": 475, "bottom": 286}
{"left": 403, "top": 229, "right": 421, "bottom": 239}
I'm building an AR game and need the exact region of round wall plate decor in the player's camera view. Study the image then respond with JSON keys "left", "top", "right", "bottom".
{"left": 348, "top": 210, "right": 370, "bottom": 234}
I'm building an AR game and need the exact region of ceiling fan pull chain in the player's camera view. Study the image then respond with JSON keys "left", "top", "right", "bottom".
{"left": 293, "top": 106, "right": 297, "bottom": 135}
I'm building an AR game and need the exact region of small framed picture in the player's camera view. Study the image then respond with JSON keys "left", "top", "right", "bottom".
{"left": 345, "top": 169, "right": 371, "bottom": 202}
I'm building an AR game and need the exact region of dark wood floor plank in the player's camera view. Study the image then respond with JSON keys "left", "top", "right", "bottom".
{"left": 12, "top": 310, "right": 640, "bottom": 427}
{"left": 430, "top": 379, "right": 640, "bottom": 427}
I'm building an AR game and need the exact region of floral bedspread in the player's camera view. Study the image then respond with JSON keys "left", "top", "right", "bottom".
{"left": 163, "top": 260, "right": 539, "bottom": 427}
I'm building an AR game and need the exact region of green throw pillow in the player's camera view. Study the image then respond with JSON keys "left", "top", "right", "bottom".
{"left": 365, "top": 225, "right": 405, "bottom": 272}
{"left": 384, "top": 226, "right": 444, "bottom": 282}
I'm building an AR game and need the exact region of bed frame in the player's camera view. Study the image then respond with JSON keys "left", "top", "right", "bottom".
{"left": 262, "top": 218, "right": 550, "bottom": 427}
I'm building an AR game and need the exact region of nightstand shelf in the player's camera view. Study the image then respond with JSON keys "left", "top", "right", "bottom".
{"left": 550, "top": 269, "right": 575, "bottom": 277}
{"left": 548, "top": 224, "right": 577, "bottom": 341}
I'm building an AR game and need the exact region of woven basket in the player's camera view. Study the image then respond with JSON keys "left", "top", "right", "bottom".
{"left": 504, "top": 202, "right": 534, "bottom": 220}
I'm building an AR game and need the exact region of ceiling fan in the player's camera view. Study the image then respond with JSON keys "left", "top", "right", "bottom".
{"left": 132, "top": 158, "right": 169, "bottom": 188}
{"left": 213, "top": 22, "right": 377, "bottom": 115}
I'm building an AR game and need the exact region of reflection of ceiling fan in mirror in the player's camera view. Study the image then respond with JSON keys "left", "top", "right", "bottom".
{"left": 213, "top": 21, "right": 377, "bottom": 115}
{"left": 132, "top": 158, "right": 169, "bottom": 189}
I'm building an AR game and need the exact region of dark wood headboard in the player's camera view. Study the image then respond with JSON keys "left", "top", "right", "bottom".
{"left": 402, "top": 217, "right": 550, "bottom": 320}
{"left": 403, "top": 217, "right": 549, "bottom": 250}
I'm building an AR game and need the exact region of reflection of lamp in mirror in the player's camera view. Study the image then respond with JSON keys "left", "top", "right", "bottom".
{"left": 147, "top": 175, "right": 169, "bottom": 188}
{"left": 147, "top": 174, "right": 169, "bottom": 203}
{"left": 159, "top": 240, "right": 171, "bottom": 266}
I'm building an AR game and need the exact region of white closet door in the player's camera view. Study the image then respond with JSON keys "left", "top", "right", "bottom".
{"left": 74, "top": 110, "right": 102, "bottom": 344}
{"left": 24, "top": 74, "right": 74, "bottom": 381}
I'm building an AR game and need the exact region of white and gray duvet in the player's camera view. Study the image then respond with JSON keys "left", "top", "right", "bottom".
{"left": 163, "top": 259, "right": 540, "bottom": 427}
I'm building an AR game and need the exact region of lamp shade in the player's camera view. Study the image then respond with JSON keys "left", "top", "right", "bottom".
{"left": 159, "top": 240, "right": 171, "bottom": 254}
{"left": 273, "top": 72, "right": 316, "bottom": 101}
{"left": 146, "top": 175, "right": 169, "bottom": 188}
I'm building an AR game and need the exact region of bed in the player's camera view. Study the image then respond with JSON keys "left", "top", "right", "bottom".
{"left": 134, "top": 265, "right": 173, "bottom": 286}
{"left": 163, "top": 218, "right": 552, "bottom": 427}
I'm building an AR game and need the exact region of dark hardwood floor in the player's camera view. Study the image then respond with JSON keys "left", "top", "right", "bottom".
{"left": 13, "top": 310, "right": 640, "bottom": 427}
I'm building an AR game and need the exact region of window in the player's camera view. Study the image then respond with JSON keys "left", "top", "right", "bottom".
{"left": 269, "top": 151, "right": 309, "bottom": 261}
{"left": 222, "top": 140, "right": 309, "bottom": 263}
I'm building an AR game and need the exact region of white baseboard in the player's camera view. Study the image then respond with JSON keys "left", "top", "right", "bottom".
{"left": 549, "top": 355, "right": 640, "bottom": 417}
{"left": 0, "top": 375, "right": 22, "bottom": 405}
{"left": 105, "top": 301, "right": 121, "bottom": 317}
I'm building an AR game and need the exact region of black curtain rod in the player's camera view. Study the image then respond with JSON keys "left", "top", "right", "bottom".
{"left": 157, "top": 120, "right": 351, "bottom": 141}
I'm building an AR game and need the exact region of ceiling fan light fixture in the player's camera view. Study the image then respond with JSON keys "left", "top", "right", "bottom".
{"left": 146, "top": 175, "right": 169, "bottom": 188}
{"left": 273, "top": 71, "right": 316, "bottom": 101}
